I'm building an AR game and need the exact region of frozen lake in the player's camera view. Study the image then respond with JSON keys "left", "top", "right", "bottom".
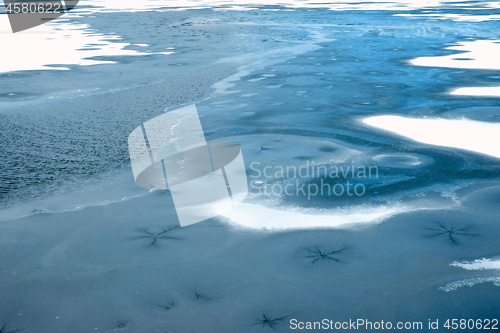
{"left": 0, "top": 1, "right": 499, "bottom": 332}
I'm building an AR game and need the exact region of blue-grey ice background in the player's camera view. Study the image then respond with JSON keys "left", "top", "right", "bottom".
{"left": 0, "top": 0, "right": 500, "bottom": 332}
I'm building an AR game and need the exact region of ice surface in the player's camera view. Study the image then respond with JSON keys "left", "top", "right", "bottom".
{"left": 364, "top": 116, "right": 500, "bottom": 158}
{"left": 451, "top": 258, "right": 500, "bottom": 271}
{"left": 221, "top": 201, "right": 435, "bottom": 230}
{"left": 68, "top": 0, "right": 500, "bottom": 13}
{"left": 411, "top": 40, "right": 500, "bottom": 70}
{"left": 440, "top": 277, "right": 500, "bottom": 292}
{"left": 440, "top": 257, "right": 500, "bottom": 291}
{"left": 0, "top": 20, "right": 172, "bottom": 73}
{"left": 1, "top": 2, "right": 500, "bottom": 331}
{"left": 451, "top": 86, "right": 500, "bottom": 97}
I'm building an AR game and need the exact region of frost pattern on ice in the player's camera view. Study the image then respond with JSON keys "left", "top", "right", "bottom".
{"left": 441, "top": 257, "right": 500, "bottom": 292}
{"left": 451, "top": 258, "right": 500, "bottom": 271}
{"left": 440, "top": 277, "right": 500, "bottom": 292}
